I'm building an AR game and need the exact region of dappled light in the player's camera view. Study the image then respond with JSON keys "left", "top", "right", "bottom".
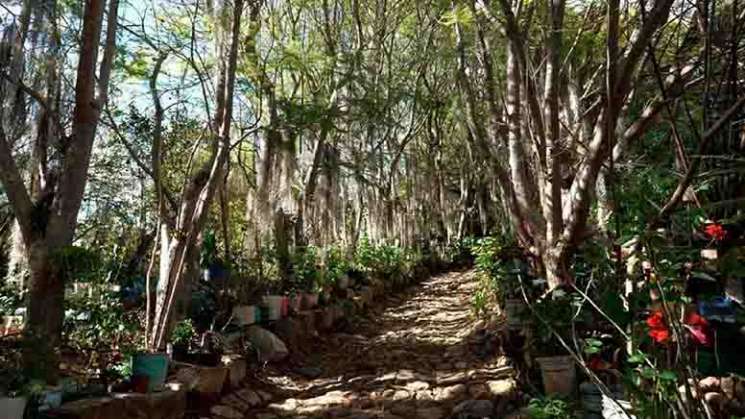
{"left": 1, "top": 0, "right": 745, "bottom": 417}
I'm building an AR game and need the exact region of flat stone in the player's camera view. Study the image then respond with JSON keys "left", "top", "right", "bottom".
{"left": 235, "top": 388, "right": 262, "bottom": 406}
{"left": 487, "top": 379, "right": 517, "bottom": 397}
{"left": 437, "top": 371, "right": 468, "bottom": 385}
{"left": 221, "top": 394, "right": 250, "bottom": 412}
{"left": 256, "top": 390, "right": 273, "bottom": 403}
{"left": 304, "top": 390, "right": 349, "bottom": 406}
{"left": 406, "top": 381, "right": 430, "bottom": 391}
{"left": 221, "top": 355, "right": 247, "bottom": 388}
{"left": 452, "top": 400, "right": 494, "bottom": 418}
{"left": 467, "top": 383, "right": 490, "bottom": 399}
{"left": 392, "top": 390, "right": 411, "bottom": 401}
{"left": 247, "top": 326, "right": 289, "bottom": 362}
{"left": 416, "top": 406, "right": 446, "bottom": 419}
{"left": 396, "top": 369, "right": 416, "bottom": 382}
{"left": 210, "top": 404, "right": 243, "bottom": 419}
{"left": 53, "top": 391, "right": 186, "bottom": 419}
{"left": 433, "top": 383, "right": 467, "bottom": 401}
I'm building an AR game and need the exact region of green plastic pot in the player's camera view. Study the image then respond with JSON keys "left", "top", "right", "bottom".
{"left": 132, "top": 352, "right": 169, "bottom": 392}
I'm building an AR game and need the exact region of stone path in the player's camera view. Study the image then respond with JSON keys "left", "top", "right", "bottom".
{"left": 243, "top": 270, "right": 518, "bottom": 419}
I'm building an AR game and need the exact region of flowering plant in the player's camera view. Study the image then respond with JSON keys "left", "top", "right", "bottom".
{"left": 703, "top": 222, "right": 726, "bottom": 241}
{"left": 646, "top": 310, "right": 670, "bottom": 344}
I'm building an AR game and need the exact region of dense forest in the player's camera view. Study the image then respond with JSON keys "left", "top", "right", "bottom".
{"left": 1, "top": 0, "right": 744, "bottom": 417}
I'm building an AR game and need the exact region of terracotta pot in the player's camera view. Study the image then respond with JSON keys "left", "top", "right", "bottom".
{"left": 536, "top": 355, "right": 576, "bottom": 396}
{"left": 263, "top": 296, "right": 284, "bottom": 321}
{"left": 302, "top": 293, "right": 319, "bottom": 309}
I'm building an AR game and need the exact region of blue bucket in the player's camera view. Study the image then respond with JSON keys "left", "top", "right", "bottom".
{"left": 131, "top": 352, "right": 169, "bottom": 392}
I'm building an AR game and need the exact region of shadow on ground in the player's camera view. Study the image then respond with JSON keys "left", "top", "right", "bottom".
{"left": 242, "top": 270, "right": 520, "bottom": 419}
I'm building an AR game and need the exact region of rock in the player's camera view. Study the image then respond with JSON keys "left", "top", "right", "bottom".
{"left": 704, "top": 392, "right": 725, "bottom": 408}
{"left": 247, "top": 325, "right": 289, "bottom": 362}
{"left": 406, "top": 381, "right": 431, "bottom": 392}
{"left": 303, "top": 390, "right": 350, "bottom": 407}
{"left": 174, "top": 367, "right": 200, "bottom": 391}
{"left": 52, "top": 391, "right": 186, "bottom": 419}
{"left": 392, "top": 390, "right": 411, "bottom": 401}
{"left": 487, "top": 379, "right": 516, "bottom": 398}
{"left": 256, "top": 390, "right": 273, "bottom": 402}
{"left": 434, "top": 384, "right": 468, "bottom": 401}
{"left": 736, "top": 378, "right": 745, "bottom": 401}
{"left": 192, "top": 366, "right": 229, "bottom": 394}
{"left": 52, "top": 397, "right": 122, "bottom": 419}
{"left": 437, "top": 372, "right": 468, "bottom": 386}
{"left": 235, "top": 388, "right": 262, "bottom": 406}
{"left": 699, "top": 376, "right": 721, "bottom": 392}
{"left": 295, "top": 366, "right": 323, "bottom": 378}
{"left": 417, "top": 407, "right": 446, "bottom": 419}
{"left": 728, "top": 398, "right": 745, "bottom": 415}
{"left": 396, "top": 369, "right": 416, "bottom": 383}
{"left": 467, "top": 383, "right": 490, "bottom": 399}
{"left": 210, "top": 404, "right": 243, "bottom": 419}
{"left": 451, "top": 400, "right": 494, "bottom": 418}
{"left": 221, "top": 355, "right": 247, "bottom": 388}
{"left": 455, "top": 362, "right": 468, "bottom": 369}
{"left": 269, "top": 398, "right": 299, "bottom": 411}
{"left": 274, "top": 317, "right": 304, "bottom": 349}
{"left": 221, "top": 394, "right": 250, "bottom": 412}
{"left": 721, "top": 377, "right": 735, "bottom": 399}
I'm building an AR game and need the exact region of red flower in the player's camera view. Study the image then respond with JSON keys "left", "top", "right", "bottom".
{"left": 704, "top": 223, "right": 726, "bottom": 241}
{"left": 646, "top": 310, "right": 670, "bottom": 344}
{"left": 684, "top": 312, "right": 707, "bottom": 327}
{"left": 684, "top": 312, "right": 711, "bottom": 346}
{"left": 646, "top": 310, "right": 665, "bottom": 329}
{"left": 649, "top": 328, "right": 670, "bottom": 343}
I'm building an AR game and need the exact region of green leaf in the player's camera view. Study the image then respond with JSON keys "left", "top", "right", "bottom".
{"left": 659, "top": 370, "right": 677, "bottom": 382}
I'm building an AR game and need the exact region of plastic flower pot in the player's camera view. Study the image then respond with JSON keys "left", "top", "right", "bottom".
{"left": 535, "top": 355, "right": 576, "bottom": 397}
{"left": 39, "top": 387, "right": 63, "bottom": 410}
{"left": 263, "top": 295, "right": 284, "bottom": 321}
{"left": 232, "top": 305, "right": 256, "bottom": 326}
{"left": 280, "top": 296, "right": 290, "bottom": 317}
{"left": 302, "top": 293, "right": 319, "bottom": 309}
{"left": 254, "top": 305, "right": 263, "bottom": 324}
{"left": 131, "top": 374, "right": 150, "bottom": 393}
{"left": 338, "top": 275, "right": 350, "bottom": 290}
{"left": 203, "top": 263, "right": 227, "bottom": 282}
{"left": 289, "top": 294, "right": 303, "bottom": 314}
{"left": 0, "top": 396, "right": 27, "bottom": 419}
{"left": 131, "top": 352, "right": 169, "bottom": 392}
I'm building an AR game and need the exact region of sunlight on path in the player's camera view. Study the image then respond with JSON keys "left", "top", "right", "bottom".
{"left": 246, "top": 270, "right": 516, "bottom": 419}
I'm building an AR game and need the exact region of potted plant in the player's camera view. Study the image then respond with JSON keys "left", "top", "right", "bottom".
{"left": 531, "top": 289, "right": 579, "bottom": 397}
{"left": 170, "top": 319, "right": 196, "bottom": 360}
{"left": 131, "top": 350, "right": 169, "bottom": 393}
{"left": 201, "top": 232, "right": 228, "bottom": 283}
